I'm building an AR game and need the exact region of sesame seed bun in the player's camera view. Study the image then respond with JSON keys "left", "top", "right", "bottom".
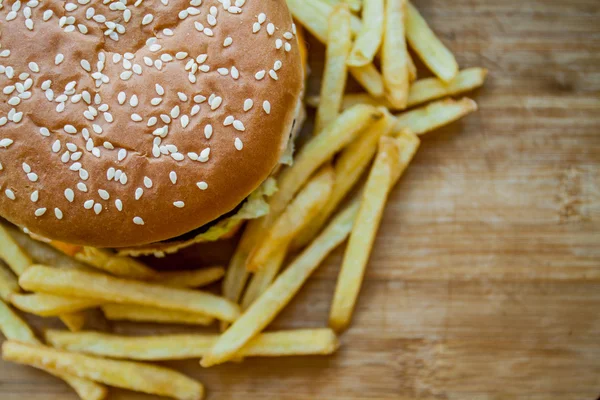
{"left": 0, "top": 0, "right": 303, "bottom": 248}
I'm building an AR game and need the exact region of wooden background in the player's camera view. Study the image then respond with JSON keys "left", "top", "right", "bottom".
{"left": 1, "top": 0, "right": 599, "bottom": 399}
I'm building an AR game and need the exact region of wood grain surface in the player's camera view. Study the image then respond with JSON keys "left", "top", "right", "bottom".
{"left": 1, "top": 0, "right": 599, "bottom": 399}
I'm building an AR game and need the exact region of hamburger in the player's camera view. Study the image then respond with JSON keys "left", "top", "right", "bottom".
{"left": 0, "top": 0, "right": 305, "bottom": 257}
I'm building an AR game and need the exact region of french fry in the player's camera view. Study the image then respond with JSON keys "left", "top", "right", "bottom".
{"left": 342, "top": 0, "right": 362, "bottom": 12}
{"left": 266, "top": 105, "right": 381, "bottom": 229}
{"left": 201, "top": 199, "right": 360, "bottom": 367}
{"left": 102, "top": 304, "right": 214, "bottom": 326}
{"left": 407, "top": 50, "right": 417, "bottom": 82}
{"left": 329, "top": 133, "right": 420, "bottom": 332}
{"left": 287, "top": 0, "right": 383, "bottom": 97}
{"left": 0, "top": 300, "right": 107, "bottom": 400}
{"left": 307, "top": 68, "right": 487, "bottom": 111}
{"left": 74, "top": 246, "right": 158, "bottom": 279}
{"left": 406, "top": 67, "right": 487, "bottom": 107}
{"left": 315, "top": 4, "right": 352, "bottom": 133}
{"left": 2, "top": 341, "right": 204, "bottom": 400}
{"left": 0, "top": 261, "right": 19, "bottom": 301}
{"left": 0, "top": 224, "right": 34, "bottom": 275}
{"left": 46, "top": 328, "right": 339, "bottom": 361}
{"left": 19, "top": 265, "right": 240, "bottom": 322}
{"left": 406, "top": 1, "right": 458, "bottom": 82}
{"left": 0, "top": 225, "right": 87, "bottom": 331}
{"left": 347, "top": 0, "right": 384, "bottom": 66}
{"left": 349, "top": 63, "right": 386, "bottom": 98}
{"left": 292, "top": 110, "right": 396, "bottom": 250}
{"left": 10, "top": 293, "right": 103, "bottom": 317}
{"left": 152, "top": 266, "right": 225, "bottom": 288}
{"left": 59, "top": 312, "right": 87, "bottom": 332}
{"left": 246, "top": 166, "right": 334, "bottom": 272}
{"left": 382, "top": 0, "right": 409, "bottom": 109}
{"left": 241, "top": 248, "right": 287, "bottom": 310}
{"left": 393, "top": 97, "right": 478, "bottom": 135}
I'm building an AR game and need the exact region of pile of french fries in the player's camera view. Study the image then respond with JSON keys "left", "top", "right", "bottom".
{"left": 0, "top": 1, "right": 486, "bottom": 399}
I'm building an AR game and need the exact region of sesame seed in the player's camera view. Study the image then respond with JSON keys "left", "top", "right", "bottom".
{"left": 135, "top": 187, "right": 143, "bottom": 200}
{"left": 255, "top": 70, "right": 266, "bottom": 80}
{"left": 55, "top": 208, "right": 63, "bottom": 220}
{"left": 191, "top": 105, "right": 200, "bottom": 116}
{"left": 274, "top": 60, "right": 282, "bottom": 71}
{"left": 233, "top": 120, "right": 245, "bottom": 131}
{"left": 133, "top": 216, "right": 144, "bottom": 225}
{"left": 267, "top": 23, "right": 275, "bottom": 35}
{"left": 129, "top": 95, "right": 139, "bottom": 107}
{"left": 5, "top": 189, "right": 15, "bottom": 200}
{"left": 131, "top": 113, "right": 142, "bottom": 122}
{"left": 94, "top": 203, "right": 102, "bottom": 214}
{"left": 35, "top": 208, "right": 47, "bottom": 217}
{"left": 173, "top": 201, "right": 185, "bottom": 208}
{"left": 234, "top": 137, "right": 243, "bottom": 150}
{"left": 194, "top": 95, "right": 206, "bottom": 103}
{"left": 196, "top": 54, "right": 208, "bottom": 64}
{"left": 231, "top": 66, "right": 239, "bottom": 79}
{"left": 151, "top": 97, "right": 162, "bottom": 106}
{"left": 252, "top": 22, "right": 260, "bottom": 33}
{"left": 169, "top": 171, "right": 177, "bottom": 184}
{"left": 80, "top": 169, "right": 90, "bottom": 180}
{"left": 258, "top": 13, "right": 266, "bottom": 24}
{"left": 0, "top": 138, "right": 14, "bottom": 148}
{"left": 170, "top": 105, "right": 180, "bottom": 118}
{"left": 276, "top": 39, "right": 283, "bottom": 49}
{"left": 30, "top": 190, "right": 39, "bottom": 202}
{"left": 177, "top": 92, "right": 188, "bottom": 102}
{"left": 115, "top": 199, "right": 123, "bottom": 211}
{"left": 223, "top": 37, "right": 233, "bottom": 47}
{"left": 285, "top": 42, "right": 292, "bottom": 52}
{"left": 284, "top": 32, "right": 293, "bottom": 40}
{"left": 175, "top": 52, "right": 188, "bottom": 60}
{"left": 98, "top": 189, "right": 110, "bottom": 200}
{"left": 120, "top": 71, "right": 133, "bottom": 80}
{"left": 27, "top": 173, "right": 38, "bottom": 182}
{"left": 144, "top": 177, "right": 153, "bottom": 188}
{"left": 142, "top": 13, "right": 154, "bottom": 25}
{"left": 64, "top": 125, "right": 77, "bottom": 134}
{"left": 81, "top": 60, "right": 91, "bottom": 71}
{"left": 181, "top": 115, "right": 190, "bottom": 128}
{"left": 160, "top": 114, "right": 171, "bottom": 124}
{"left": 204, "top": 124, "right": 213, "bottom": 139}
{"left": 210, "top": 96, "right": 222, "bottom": 110}
{"left": 155, "top": 84, "right": 165, "bottom": 96}
{"left": 244, "top": 99, "right": 253, "bottom": 111}
{"left": 199, "top": 147, "right": 210, "bottom": 162}
{"left": 269, "top": 70, "right": 279, "bottom": 80}
{"left": 224, "top": 116, "right": 234, "bottom": 126}
{"left": 197, "top": 181, "right": 208, "bottom": 190}
{"left": 263, "top": 101, "right": 271, "bottom": 114}
{"left": 77, "top": 182, "right": 88, "bottom": 192}
{"left": 55, "top": 54, "right": 65, "bottom": 65}
{"left": 147, "top": 117, "right": 157, "bottom": 126}
{"left": 28, "top": 62, "right": 39, "bottom": 73}
{"left": 65, "top": 188, "right": 75, "bottom": 202}
{"left": 218, "top": 68, "right": 229, "bottom": 76}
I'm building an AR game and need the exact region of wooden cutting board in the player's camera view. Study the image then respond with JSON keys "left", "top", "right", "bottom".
{"left": 1, "top": 0, "right": 599, "bottom": 399}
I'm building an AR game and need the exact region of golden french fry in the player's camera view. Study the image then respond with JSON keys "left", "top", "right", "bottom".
{"left": 292, "top": 110, "right": 396, "bottom": 250}
{"left": 268, "top": 105, "right": 381, "bottom": 228}
{"left": 393, "top": 97, "right": 478, "bottom": 135}
{"left": 152, "top": 266, "right": 225, "bottom": 288}
{"left": 201, "top": 199, "right": 360, "bottom": 367}
{"left": 407, "top": 50, "right": 417, "bottom": 81}
{"left": 241, "top": 248, "right": 287, "bottom": 310}
{"left": 382, "top": 0, "right": 409, "bottom": 109}
{"left": 0, "top": 300, "right": 107, "bottom": 400}
{"left": 315, "top": 4, "right": 353, "bottom": 133}
{"left": 406, "top": 1, "right": 458, "bottom": 82}
{"left": 307, "top": 68, "right": 487, "bottom": 111}
{"left": 10, "top": 293, "right": 103, "bottom": 317}
{"left": 0, "top": 224, "right": 34, "bottom": 275}
{"left": 2, "top": 341, "right": 204, "bottom": 400}
{"left": 406, "top": 67, "right": 487, "bottom": 107}
{"left": 348, "top": 0, "right": 385, "bottom": 66}
{"left": 0, "top": 261, "right": 19, "bottom": 301}
{"left": 19, "top": 265, "right": 240, "bottom": 322}
{"left": 46, "top": 328, "right": 339, "bottom": 361}
{"left": 102, "top": 304, "right": 214, "bottom": 326}
{"left": 0, "top": 225, "right": 87, "bottom": 331}
{"left": 329, "top": 134, "right": 420, "bottom": 332}
{"left": 349, "top": 63, "right": 386, "bottom": 98}
{"left": 59, "top": 312, "right": 87, "bottom": 332}
{"left": 247, "top": 166, "right": 334, "bottom": 272}
{"left": 74, "top": 246, "right": 158, "bottom": 279}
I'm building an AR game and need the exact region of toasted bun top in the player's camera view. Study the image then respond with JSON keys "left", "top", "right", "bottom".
{"left": 0, "top": 0, "right": 302, "bottom": 247}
